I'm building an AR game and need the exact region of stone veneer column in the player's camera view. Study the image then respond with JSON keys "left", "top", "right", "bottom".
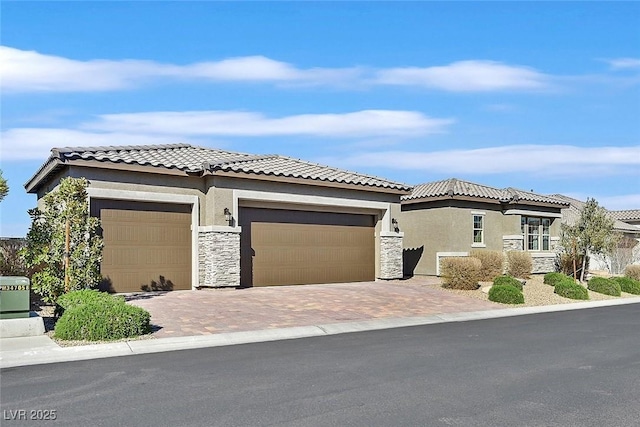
{"left": 198, "top": 226, "right": 241, "bottom": 288}
{"left": 379, "top": 232, "right": 404, "bottom": 280}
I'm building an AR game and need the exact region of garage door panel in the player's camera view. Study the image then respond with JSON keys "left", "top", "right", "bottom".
{"left": 93, "top": 199, "right": 192, "bottom": 293}
{"left": 241, "top": 208, "right": 375, "bottom": 287}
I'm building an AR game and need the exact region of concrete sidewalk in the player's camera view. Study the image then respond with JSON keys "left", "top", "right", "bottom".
{"left": 2, "top": 296, "right": 639, "bottom": 369}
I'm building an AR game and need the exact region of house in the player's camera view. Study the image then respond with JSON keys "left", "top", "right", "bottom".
{"left": 399, "top": 178, "right": 569, "bottom": 276}
{"left": 550, "top": 195, "right": 640, "bottom": 274}
{"left": 608, "top": 210, "right": 640, "bottom": 228}
{"left": 25, "top": 144, "right": 411, "bottom": 293}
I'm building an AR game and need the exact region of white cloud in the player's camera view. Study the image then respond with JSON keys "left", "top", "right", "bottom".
{"left": 0, "top": 46, "right": 361, "bottom": 92}
{"left": 332, "top": 145, "right": 640, "bottom": 175}
{"left": 81, "top": 110, "right": 454, "bottom": 138}
{"left": 1, "top": 110, "right": 453, "bottom": 160}
{"left": 1, "top": 46, "right": 553, "bottom": 93}
{"left": 605, "top": 58, "right": 640, "bottom": 70}
{"left": 374, "top": 60, "right": 549, "bottom": 92}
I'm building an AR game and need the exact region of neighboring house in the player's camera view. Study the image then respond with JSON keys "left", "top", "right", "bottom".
{"left": 25, "top": 144, "right": 410, "bottom": 293}
{"left": 609, "top": 210, "right": 640, "bottom": 228}
{"left": 400, "top": 178, "right": 569, "bottom": 276}
{"left": 550, "top": 195, "right": 640, "bottom": 273}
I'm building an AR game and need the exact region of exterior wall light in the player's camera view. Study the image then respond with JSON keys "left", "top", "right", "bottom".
{"left": 391, "top": 217, "right": 399, "bottom": 232}
{"left": 224, "top": 208, "right": 233, "bottom": 226}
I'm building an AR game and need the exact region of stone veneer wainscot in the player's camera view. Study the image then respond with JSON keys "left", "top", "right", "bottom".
{"left": 198, "top": 227, "right": 241, "bottom": 287}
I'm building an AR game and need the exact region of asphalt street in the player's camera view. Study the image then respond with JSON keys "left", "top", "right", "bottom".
{"left": 1, "top": 304, "right": 639, "bottom": 427}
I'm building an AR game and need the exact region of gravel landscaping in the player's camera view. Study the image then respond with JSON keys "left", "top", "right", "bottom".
{"left": 428, "top": 274, "right": 638, "bottom": 307}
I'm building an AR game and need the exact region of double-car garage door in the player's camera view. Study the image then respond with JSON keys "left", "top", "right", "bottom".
{"left": 92, "top": 200, "right": 375, "bottom": 291}
{"left": 239, "top": 207, "right": 375, "bottom": 287}
{"left": 91, "top": 199, "right": 192, "bottom": 293}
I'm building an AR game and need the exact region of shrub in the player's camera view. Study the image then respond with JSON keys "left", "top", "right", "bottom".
{"left": 488, "top": 284, "right": 524, "bottom": 304}
{"left": 554, "top": 279, "right": 589, "bottom": 300}
{"left": 492, "top": 275, "right": 523, "bottom": 291}
{"left": 556, "top": 252, "right": 589, "bottom": 279}
{"left": 440, "top": 257, "right": 481, "bottom": 290}
{"left": 587, "top": 277, "right": 621, "bottom": 297}
{"left": 0, "top": 238, "right": 28, "bottom": 276}
{"left": 625, "top": 265, "right": 640, "bottom": 281}
{"left": 543, "top": 272, "right": 569, "bottom": 286}
{"left": 54, "top": 301, "right": 151, "bottom": 341}
{"left": 612, "top": 276, "right": 640, "bottom": 295}
{"left": 470, "top": 250, "right": 504, "bottom": 281}
{"left": 31, "top": 270, "right": 64, "bottom": 305}
{"left": 56, "top": 289, "right": 123, "bottom": 315}
{"left": 506, "top": 251, "right": 532, "bottom": 278}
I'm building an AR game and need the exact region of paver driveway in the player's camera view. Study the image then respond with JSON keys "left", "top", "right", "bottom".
{"left": 127, "top": 277, "right": 501, "bottom": 338}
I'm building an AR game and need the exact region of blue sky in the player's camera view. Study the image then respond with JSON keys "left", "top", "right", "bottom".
{"left": 1, "top": 2, "right": 639, "bottom": 237}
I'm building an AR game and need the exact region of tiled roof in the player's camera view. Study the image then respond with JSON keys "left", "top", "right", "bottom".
{"left": 28, "top": 144, "right": 411, "bottom": 192}
{"left": 609, "top": 209, "right": 640, "bottom": 222}
{"left": 549, "top": 194, "right": 640, "bottom": 233}
{"left": 402, "top": 178, "right": 567, "bottom": 206}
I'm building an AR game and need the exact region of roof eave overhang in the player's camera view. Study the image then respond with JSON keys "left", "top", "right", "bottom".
{"left": 209, "top": 170, "right": 411, "bottom": 195}
{"left": 24, "top": 157, "right": 64, "bottom": 194}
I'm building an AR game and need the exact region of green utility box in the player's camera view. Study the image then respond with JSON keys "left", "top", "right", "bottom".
{"left": 0, "top": 276, "right": 31, "bottom": 319}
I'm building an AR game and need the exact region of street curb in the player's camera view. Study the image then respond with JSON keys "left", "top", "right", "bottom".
{"left": 2, "top": 297, "right": 640, "bottom": 369}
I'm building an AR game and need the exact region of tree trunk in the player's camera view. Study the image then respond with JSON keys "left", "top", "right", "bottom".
{"left": 65, "top": 219, "right": 70, "bottom": 292}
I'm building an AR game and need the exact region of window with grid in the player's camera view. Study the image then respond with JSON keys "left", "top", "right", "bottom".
{"left": 473, "top": 214, "right": 484, "bottom": 244}
{"left": 521, "top": 217, "right": 551, "bottom": 251}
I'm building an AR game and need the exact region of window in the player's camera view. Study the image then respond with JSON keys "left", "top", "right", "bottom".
{"left": 521, "top": 217, "right": 551, "bottom": 251}
{"left": 473, "top": 214, "right": 484, "bottom": 245}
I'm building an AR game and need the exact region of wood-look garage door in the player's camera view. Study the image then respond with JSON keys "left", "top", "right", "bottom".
{"left": 91, "top": 199, "right": 192, "bottom": 293}
{"left": 239, "top": 207, "right": 375, "bottom": 287}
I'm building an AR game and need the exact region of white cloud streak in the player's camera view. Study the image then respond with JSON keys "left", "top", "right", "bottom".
{"left": 1, "top": 46, "right": 552, "bottom": 93}
{"left": 1, "top": 109, "right": 453, "bottom": 160}
{"left": 81, "top": 110, "right": 453, "bottom": 138}
{"left": 333, "top": 145, "right": 640, "bottom": 176}
{"left": 0, "top": 46, "right": 361, "bottom": 92}
{"left": 374, "top": 60, "right": 549, "bottom": 92}
{"left": 605, "top": 58, "right": 640, "bottom": 70}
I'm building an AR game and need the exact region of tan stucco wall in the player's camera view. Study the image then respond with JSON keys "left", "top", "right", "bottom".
{"left": 401, "top": 201, "right": 505, "bottom": 276}
{"left": 400, "top": 199, "right": 563, "bottom": 276}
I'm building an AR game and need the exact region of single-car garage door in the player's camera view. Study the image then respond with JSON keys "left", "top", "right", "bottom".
{"left": 239, "top": 207, "right": 375, "bottom": 287}
{"left": 91, "top": 199, "right": 192, "bottom": 293}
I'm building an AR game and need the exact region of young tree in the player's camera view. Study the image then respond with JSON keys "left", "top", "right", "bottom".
{"left": 22, "top": 177, "right": 103, "bottom": 303}
{"left": 0, "top": 170, "right": 8, "bottom": 202}
{"left": 560, "top": 198, "right": 620, "bottom": 282}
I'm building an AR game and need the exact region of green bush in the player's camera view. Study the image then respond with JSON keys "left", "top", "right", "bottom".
{"left": 488, "top": 284, "right": 524, "bottom": 304}
{"left": 54, "top": 301, "right": 151, "bottom": 341}
{"left": 470, "top": 250, "right": 504, "bottom": 281}
{"left": 57, "top": 289, "right": 123, "bottom": 311}
{"left": 506, "top": 251, "right": 532, "bottom": 278}
{"left": 440, "top": 257, "right": 481, "bottom": 290}
{"left": 31, "top": 270, "right": 64, "bottom": 305}
{"left": 543, "top": 272, "right": 569, "bottom": 286}
{"left": 554, "top": 279, "right": 589, "bottom": 300}
{"left": 587, "top": 277, "right": 621, "bottom": 297}
{"left": 54, "top": 289, "right": 150, "bottom": 341}
{"left": 492, "top": 275, "right": 523, "bottom": 291}
{"left": 611, "top": 276, "right": 640, "bottom": 295}
{"left": 625, "top": 265, "right": 640, "bottom": 281}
